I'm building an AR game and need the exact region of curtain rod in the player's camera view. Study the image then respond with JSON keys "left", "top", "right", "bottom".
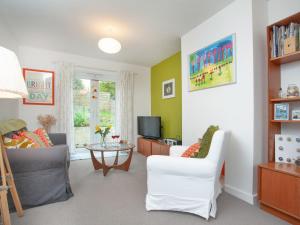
{"left": 52, "top": 61, "right": 119, "bottom": 73}
{"left": 75, "top": 65, "right": 118, "bottom": 73}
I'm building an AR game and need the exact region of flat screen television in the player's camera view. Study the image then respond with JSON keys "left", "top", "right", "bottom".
{"left": 138, "top": 116, "right": 161, "bottom": 139}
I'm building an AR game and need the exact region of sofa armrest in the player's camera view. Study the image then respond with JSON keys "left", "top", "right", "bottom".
{"left": 169, "top": 145, "right": 189, "bottom": 157}
{"left": 48, "top": 133, "right": 67, "bottom": 145}
{"left": 147, "top": 155, "right": 216, "bottom": 178}
{"left": 7, "top": 145, "right": 69, "bottom": 174}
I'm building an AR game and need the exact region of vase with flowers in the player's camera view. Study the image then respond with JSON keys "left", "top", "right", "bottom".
{"left": 95, "top": 125, "right": 112, "bottom": 147}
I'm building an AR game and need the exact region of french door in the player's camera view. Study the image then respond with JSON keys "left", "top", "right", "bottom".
{"left": 73, "top": 77, "right": 116, "bottom": 149}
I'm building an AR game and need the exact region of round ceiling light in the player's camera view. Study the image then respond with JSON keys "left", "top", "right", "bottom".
{"left": 98, "top": 38, "right": 121, "bottom": 54}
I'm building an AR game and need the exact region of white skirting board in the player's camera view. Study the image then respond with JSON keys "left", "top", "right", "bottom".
{"left": 224, "top": 184, "right": 257, "bottom": 205}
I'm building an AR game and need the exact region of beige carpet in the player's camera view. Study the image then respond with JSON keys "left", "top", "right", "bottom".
{"left": 11, "top": 153, "right": 288, "bottom": 225}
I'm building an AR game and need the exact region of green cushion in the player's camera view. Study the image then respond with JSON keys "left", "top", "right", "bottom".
{"left": 194, "top": 125, "right": 219, "bottom": 158}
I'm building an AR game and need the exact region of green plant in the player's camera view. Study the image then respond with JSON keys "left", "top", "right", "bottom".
{"left": 74, "top": 111, "right": 89, "bottom": 127}
{"left": 99, "top": 81, "right": 116, "bottom": 100}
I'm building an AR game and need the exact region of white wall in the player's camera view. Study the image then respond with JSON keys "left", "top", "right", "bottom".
{"left": 252, "top": 0, "right": 268, "bottom": 197}
{"left": 0, "top": 20, "right": 19, "bottom": 120}
{"left": 18, "top": 46, "right": 151, "bottom": 145}
{"left": 267, "top": 0, "right": 300, "bottom": 135}
{"left": 267, "top": 0, "right": 300, "bottom": 25}
{"left": 181, "top": 0, "right": 268, "bottom": 204}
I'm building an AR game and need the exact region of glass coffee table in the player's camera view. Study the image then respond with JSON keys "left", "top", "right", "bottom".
{"left": 86, "top": 143, "right": 135, "bottom": 176}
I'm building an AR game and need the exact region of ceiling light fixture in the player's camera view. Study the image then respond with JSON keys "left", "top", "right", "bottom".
{"left": 98, "top": 38, "right": 121, "bottom": 54}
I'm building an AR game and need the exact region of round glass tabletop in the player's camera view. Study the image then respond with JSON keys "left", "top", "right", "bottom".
{"left": 86, "top": 143, "right": 135, "bottom": 152}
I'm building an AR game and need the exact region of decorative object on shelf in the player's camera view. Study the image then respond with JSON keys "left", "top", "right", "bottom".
{"left": 274, "top": 103, "right": 289, "bottom": 120}
{"left": 278, "top": 88, "right": 283, "bottom": 98}
{"left": 162, "top": 78, "right": 175, "bottom": 99}
{"left": 287, "top": 84, "right": 299, "bottom": 98}
{"left": 23, "top": 68, "right": 55, "bottom": 105}
{"left": 37, "top": 114, "right": 56, "bottom": 132}
{"left": 277, "top": 87, "right": 286, "bottom": 98}
{"left": 291, "top": 109, "right": 300, "bottom": 120}
{"left": 95, "top": 125, "right": 112, "bottom": 146}
{"left": 188, "top": 34, "right": 236, "bottom": 91}
{"left": 275, "top": 134, "right": 300, "bottom": 165}
{"left": 284, "top": 37, "right": 296, "bottom": 55}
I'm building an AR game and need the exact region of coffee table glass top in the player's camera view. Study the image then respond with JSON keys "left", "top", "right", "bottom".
{"left": 86, "top": 143, "right": 135, "bottom": 152}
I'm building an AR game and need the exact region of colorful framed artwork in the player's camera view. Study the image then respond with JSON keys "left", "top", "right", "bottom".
{"left": 292, "top": 110, "right": 300, "bottom": 120}
{"left": 189, "top": 34, "right": 236, "bottom": 91}
{"left": 23, "top": 68, "right": 55, "bottom": 105}
{"left": 162, "top": 78, "right": 175, "bottom": 99}
{"left": 274, "top": 103, "right": 289, "bottom": 120}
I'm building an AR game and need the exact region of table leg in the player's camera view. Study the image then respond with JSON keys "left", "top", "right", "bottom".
{"left": 113, "top": 148, "right": 133, "bottom": 171}
{"left": 101, "top": 151, "right": 110, "bottom": 176}
{"left": 113, "top": 151, "right": 119, "bottom": 166}
{"left": 90, "top": 150, "right": 103, "bottom": 170}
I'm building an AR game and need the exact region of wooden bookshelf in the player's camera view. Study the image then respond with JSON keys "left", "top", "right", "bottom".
{"left": 267, "top": 11, "right": 300, "bottom": 162}
{"left": 258, "top": 12, "right": 300, "bottom": 225}
{"left": 270, "top": 51, "right": 300, "bottom": 64}
{"left": 270, "top": 97, "right": 300, "bottom": 102}
{"left": 271, "top": 120, "right": 300, "bottom": 123}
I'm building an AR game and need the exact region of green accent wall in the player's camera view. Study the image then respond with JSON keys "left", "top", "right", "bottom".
{"left": 151, "top": 52, "right": 182, "bottom": 139}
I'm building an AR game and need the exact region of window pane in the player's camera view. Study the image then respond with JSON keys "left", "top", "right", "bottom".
{"left": 73, "top": 78, "right": 91, "bottom": 148}
{"left": 98, "top": 81, "right": 116, "bottom": 130}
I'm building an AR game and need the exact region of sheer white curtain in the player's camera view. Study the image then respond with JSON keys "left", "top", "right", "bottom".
{"left": 55, "top": 62, "right": 75, "bottom": 152}
{"left": 119, "top": 71, "right": 134, "bottom": 143}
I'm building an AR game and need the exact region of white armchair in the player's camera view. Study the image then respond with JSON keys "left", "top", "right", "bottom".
{"left": 146, "top": 130, "right": 229, "bottom": 220}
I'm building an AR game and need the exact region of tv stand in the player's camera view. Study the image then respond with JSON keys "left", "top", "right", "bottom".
{"left": 137, "top": 137, "right": 170, "bottom": 156}
{"left": 142, "top": 136, "right": 159, "bottom": 140}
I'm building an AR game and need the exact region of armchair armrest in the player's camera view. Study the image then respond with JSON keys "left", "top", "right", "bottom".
{"left": 147, "top": 155, "right": 216, "bottom": 178}
{"left": 7, "top": 145, "right": 69, "bottom": 174}
{"left": 169, "top": 145, "right": 189, "bottom": 157}
{"left": 48, "top": 133, "right": 67, "bottom": 145}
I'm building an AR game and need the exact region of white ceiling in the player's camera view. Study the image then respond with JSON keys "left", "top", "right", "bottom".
{"left": 0, "top": 0, "right": 234, "bottom": 67}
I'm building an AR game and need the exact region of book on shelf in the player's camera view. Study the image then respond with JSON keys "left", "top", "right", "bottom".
{"left": 270, "top": 22, "right": 300, "bottom": 58}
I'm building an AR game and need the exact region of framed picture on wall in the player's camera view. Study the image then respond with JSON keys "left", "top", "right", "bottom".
{"left": 23, "top": 68, "right": 55, "bottom": 105}
{"left": 188, "top": 34, "right": 236, "bottom": 91}
{"left": 162, "top": 78, "right": 175, "bottom": 99}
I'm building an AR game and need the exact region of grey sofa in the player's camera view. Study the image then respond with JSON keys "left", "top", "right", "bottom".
{"left": 7, "top": 133, "right": 73, "bottom": 210}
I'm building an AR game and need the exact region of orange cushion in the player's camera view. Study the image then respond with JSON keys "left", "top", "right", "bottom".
{"left": 33, "top": 128, "right": 53, "bottom": 147}
{"left": 181, "top": 143, "right": 200, "bottom": 157}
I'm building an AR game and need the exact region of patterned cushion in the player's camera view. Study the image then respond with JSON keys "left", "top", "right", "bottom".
{"left": 18, "top": 131, "right": 47, "bottom": 148}
{"left": 194, "top": 125, "right": 219, "bottom": 158}
{"left": 4, "top": 127, "right": 27, "bottom": 138}
{"left": 181, "top": 143, "right": 201, "bottom": 157}
{"left": 4, "top": 136, "right": 36, "bottom": 149}
{"left": 33, "top": 128, "right": 53, "bottom": 147}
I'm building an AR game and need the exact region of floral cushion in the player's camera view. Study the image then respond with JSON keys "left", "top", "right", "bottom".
{"left": 4, "top": 136, "right": 37, "bottom": 149}
{"left": 33, "top": 128, "right": 53, "bottom": 147}
{"left": 181, "top": 143, "right": 201, "bottom": 157}
{"left": 18, "top": 131, "right": 47, "bottom": 148}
